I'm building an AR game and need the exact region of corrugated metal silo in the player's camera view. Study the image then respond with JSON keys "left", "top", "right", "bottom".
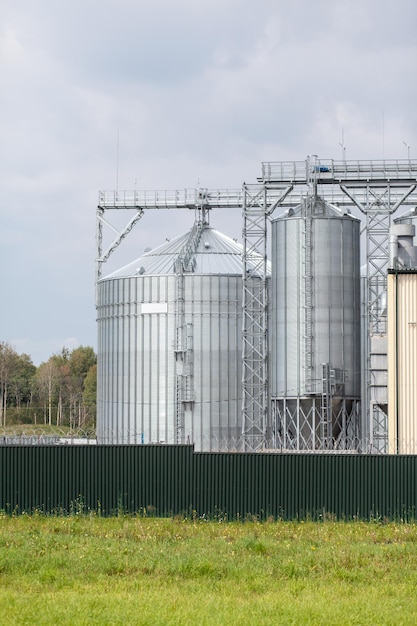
{"left": 269, "top": 196, "right": 361, "bottom": 450}
{"left": 96, "top": 220, "right": 264, "bottom": 451}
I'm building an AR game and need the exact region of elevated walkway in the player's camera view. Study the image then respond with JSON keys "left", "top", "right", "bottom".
{"left": 260, "top": 158, "right": 417, "bottom": 186}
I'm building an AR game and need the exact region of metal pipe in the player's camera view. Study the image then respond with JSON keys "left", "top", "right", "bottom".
{"left": 389, "top": 234, "right": 398, "bottom": 269}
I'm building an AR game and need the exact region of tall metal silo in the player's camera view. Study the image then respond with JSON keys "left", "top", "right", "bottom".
{"left": 96, "top": 218, "right": 265, "bottom": 451}
{"left": 269, "top": 195, "right": 361, "bottom": 450}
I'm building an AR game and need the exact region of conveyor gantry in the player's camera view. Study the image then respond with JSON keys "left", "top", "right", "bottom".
{"left": 96, "top": 157, "right": 417, "bottom": 453}
{"left": 260, "top": 158, "right": 417, "bottom": 187}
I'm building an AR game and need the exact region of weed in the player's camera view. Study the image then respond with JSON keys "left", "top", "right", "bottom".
{"left": 0, "top": 518, "right": 417, "bottom": 623}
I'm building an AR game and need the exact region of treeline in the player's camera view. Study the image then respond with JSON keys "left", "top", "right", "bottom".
{"left": 0, "top": 342, "right": 96, "bottom": 431}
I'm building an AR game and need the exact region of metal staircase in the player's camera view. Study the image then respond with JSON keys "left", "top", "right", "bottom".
{"left": 173, "top": 209, "right": 207, "bottom": 443}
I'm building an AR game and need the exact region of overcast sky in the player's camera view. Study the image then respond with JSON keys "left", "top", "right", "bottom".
{"left": 1, "top": 0, "right": 416, "bottom": 365}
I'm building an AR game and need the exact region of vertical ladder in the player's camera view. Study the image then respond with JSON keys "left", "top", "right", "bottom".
{"left": 174, "top": 210, "right": 206, "bottom": 443}
{"left": 321, "top": 363, "right": 333, "bottom": 448}
{"left": 304, "top": 199, "right": 314, "bottom": 393}
{"left": 174, "top": 270, "right": 185, "bottom": 443}
{"left": 174, "top": 324, "right": 194, "bottom": 443}
{"left": 183, "top": 324, "right": 194, "bottom": 403}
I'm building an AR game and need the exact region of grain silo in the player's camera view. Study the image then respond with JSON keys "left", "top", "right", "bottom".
{"left": 96, "top": 216, "right": 266, "bottom": 451}
{"left": 269, "top": 195, "right": 361, "bottom": 450}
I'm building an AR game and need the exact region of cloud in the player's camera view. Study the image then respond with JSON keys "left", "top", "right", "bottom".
{"left": 1, "top": 0, "right": 416, "bottom": 365}
{"left": 11, "top": 336, "right": 84, "bottom": 366}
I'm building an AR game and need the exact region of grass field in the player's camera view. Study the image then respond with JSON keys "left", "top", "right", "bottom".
{"left": 1, "top": 515, "right": 417, "bottom": 624}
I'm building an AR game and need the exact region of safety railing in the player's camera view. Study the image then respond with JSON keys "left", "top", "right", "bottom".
{"left": 261, "top": 158, "right": 417, "bottom": 183}
{"left": 98, "top": 188, "right": 244, "bottom": 209}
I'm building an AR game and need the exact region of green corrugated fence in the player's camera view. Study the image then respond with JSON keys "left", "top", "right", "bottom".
{"left": 0, "top": 445, "right": 193, "bottom": 517}
{"left": 1, "top": 445, "right": 417, "bottom": 520}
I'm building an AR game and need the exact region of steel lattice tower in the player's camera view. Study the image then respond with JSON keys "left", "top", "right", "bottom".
{"left": 252, "top": 157, "right": 417, "bottom": 452}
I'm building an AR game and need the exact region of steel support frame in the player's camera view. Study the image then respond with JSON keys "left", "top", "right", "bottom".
{"left": 271, "top": 397, "right": 360, "bottom": 451}
{"left": 340, "top": 183, "right": 417, "bottom": 453}
{"left": 241, "top": 185, "right": 269, "bottom": 451}
{"left": 257, "top": 159, "right": 417, "bottom": 454}
{"left": 96, "top": 206, "right": 145, "bottom": 284}
{"left": 97, "top": 161, "right": 417, "bottom": 454}
{"left": 96, "top": 188, "right": 243, "bottom": 284}
{"left": 241, "top": 184, "right": 292, "bottom": 451}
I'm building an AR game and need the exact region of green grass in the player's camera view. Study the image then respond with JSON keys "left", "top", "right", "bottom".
{"left": 1, "top": 515, "right": 417, "bottom": 624}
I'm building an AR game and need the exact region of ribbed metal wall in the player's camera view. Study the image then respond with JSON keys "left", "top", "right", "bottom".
{"left": 96, "top": 226, "right": 250, "bottom": 452}
{"left": 1, "top": 446, "right": 417, "bottom": 520}
{"left": 270, "top": 202, "right": 361, "bottom": 398}
{"left": 97, "top": 274, "right": 243, "bottom": 450}
{"left": 193, "top": 453, "right": 417, "bottom": 520}
{"left": 97, "top": 275, "right": 176, "bottom": 445}
{"left": 269, "top": 199, "right": 361, "bottom": 450}
{"left": 0, "top": 445, "right": 193, "bottom": 516}
{"left": 388, "top": 271, "right": 417, "bottom": 453}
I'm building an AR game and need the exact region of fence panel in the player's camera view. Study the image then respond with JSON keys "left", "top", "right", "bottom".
{"left": 1, "top": 446, "right": 417, "bottom": 520}
{"left": 192, "top": 453, "right": 417, "bottom": 520}
{"left": 0, "top": 445, "right": 193, "bottom": 516}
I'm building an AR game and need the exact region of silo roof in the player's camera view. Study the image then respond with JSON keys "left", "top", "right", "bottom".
{"left": 274, "top": 196, "right": 360, "bottom": 221}
{"left": 101, "top": 226, "right": 270, "bottom": 279}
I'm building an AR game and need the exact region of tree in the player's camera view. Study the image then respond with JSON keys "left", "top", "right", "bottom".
{"left": 35, "top": 358, "right": 61, "bottom": 426}
{"left": 68, "top": 347, "right": 97, "bottom": 428}
{"left": 51, "top": 349, "right": 70, "bottom": 426}
{"left": 8, "top": 353, "right": 36, "bottom": 424}
{"left": 0, "top": 342, "right": 98, "bottom": 432}
{"left": 0, "top": 342, "right": 20, "bottom": 427}
{"left": 83, "top": 364, "right": 97, "bottom": 428}
{"left": 69, "top": 347, "right": 96, "bottom": 381}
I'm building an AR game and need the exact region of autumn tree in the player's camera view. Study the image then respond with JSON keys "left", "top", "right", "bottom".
{"left": 83, "top": 364, "right": 97, "bottom": 429}
{"left": 8, "top": 353, "right": 36, "bottom": 424}
{"left": 35, "top": 357, "right": 61, "bottom": 426}
{"left": 68, "top": 347, "right": 97, "bottom": 428}
{"left": 0, "top": 342, "right": 19, "bottom": 426}
{"left": 0, "top": 342, "right": 97, "bottom": 432}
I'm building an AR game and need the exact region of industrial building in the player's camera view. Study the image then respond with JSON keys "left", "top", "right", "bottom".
{"left": 387, "top": 223, "right": 417, "bottom": 454}
{"left": 96, "top": 157, "right": 417, "bottom": 453}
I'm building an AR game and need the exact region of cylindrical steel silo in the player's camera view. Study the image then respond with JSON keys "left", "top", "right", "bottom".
{"left": 96, "top": 221, "right": 263, "bottom": 451}
{"left": 269, "top": 196, "right": 361, "bottom": 450}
